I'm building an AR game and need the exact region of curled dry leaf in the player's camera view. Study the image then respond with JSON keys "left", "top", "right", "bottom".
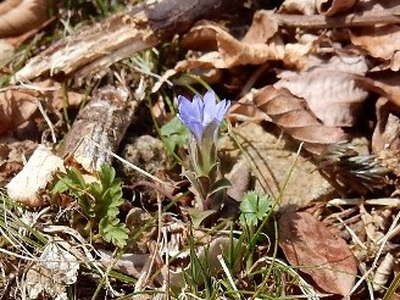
{"left": 350, "top": 25, "right": 400, "bottom": 71}
{"left": 316, "top": 0, "right": 358, "bottom": 16}
{"left": 254, "top": 86, "right": 347, "bottom": 154}
{"left": 0, "top": 81, "right": 84, "bottom": 136}
{"left": 0, "top": 89, "right": 38, "bottom": 136}
{"left": 0, "top": 0, "right": 49, "bottom": 37}
{"left": 173, "top": 11, "right": 311, "bottom": 72}
{"left": 241, "top": 10, "right": 279, "bottom": 44}
{"left": 181, "top": 20, "right": 223, "bottom": 51}
{"left": 275, "top": 55, "right": 369, "bottom": 127}
{"left": 25, "top": 240, "right": 79, "bottom": 299}
{"left": 355, "top": 73, "right": 400, "bottom": 107}
{"left": 279, "top": 211, "right": 357, "bottom": 296}
{"left": 279, "top": 0, "right": 317, "bottom": 16}
{"left": 371, "top": 97, "right": 400, "bottom": 177}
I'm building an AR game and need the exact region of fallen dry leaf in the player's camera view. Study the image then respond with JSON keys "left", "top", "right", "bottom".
{"left": 181, "top": 20, "right": 222, "bottom": 51}
{"left": 279, "top": 0, "right": 317, "bottom": 15}
{"left": 371, "top": 97, "right": 400, "bottom": 177}
{"left": 0, "top": 89, "right": 38, "bottom": 135}
{"left": 317, "top": 0, "right": 358, "bottom": 16}
{"left": 350, "top": 25, "right": 400, "bottom": 61}
{"left": 355, "top": 73, "right": 400, "bottom": 107}
{"left": 279, "top": 211, "right": 358, "bottom": 296}
{"left": 254, "top": 86, "right": 347, "bottom": 154}
{"left": 275, "top": 55, "right": 369, "bottom": 127}
{"left": 0, "top": 0, "right": 49, "bottom": 37}
{"left": 241, "top": 10, "right": 278, "bottom": 44}
{"left": 172, "top": 11, "right": 312, "bottom": 75}
{"left": 372, "top": 97, "right": 400, "bottom": 154}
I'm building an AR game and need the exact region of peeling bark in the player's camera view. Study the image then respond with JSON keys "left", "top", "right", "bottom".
{"left": 59, "top": 86, "right": 138, "bottom": 172}
{"left": 13, "top": 0, "right": 241, "bottom": 83}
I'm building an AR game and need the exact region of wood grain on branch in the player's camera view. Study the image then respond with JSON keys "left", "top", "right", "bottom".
{"left": 13, "top": 0, "right": 241, "bottom": 83}
{"left": 60, "top": 86, "right": 138, "bottom": 172}
{"left": 272, "top": 7, "right": 400, "bottom": 29}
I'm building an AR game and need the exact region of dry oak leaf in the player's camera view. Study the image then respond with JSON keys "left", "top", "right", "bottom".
{"left": 178, "top": 11, "right": 311, "bottom": 69}
{"left": 279, "top": 211, "right": 358, "bottom": 296}
{"left": 279, "top": 0, "right": 317, "bottom": 16}
{"left": 275, "top": 55, "right": 369, "bottom": 127}
{"left": 0, "top": 0, "right": 49, "bottom": 38}
{"left": 0, "top": 89, "right": 38, "bottom": 135}
{"left": 350, "top": 25, "right": 400, "bottom": 71}
{"left": 317, "top": 0, "right": 358, "bottom": 16}
{"left": 355, "top": 72, "right": 400, "bottom": 107}
{"left": 254, "top": 86, "right": 347, "bottom": 154}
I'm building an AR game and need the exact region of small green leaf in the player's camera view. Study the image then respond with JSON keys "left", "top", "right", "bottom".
{"left": 160, "top": 117, "right": 188, "bottom": 152}
{"left": 239, "top": 192, "right": 272, "bottom": 227}
{"left": 99, "top": 217, "right": 129, "bottom": 248}
{"left": 98, "top": 163, "right": 116, "bottom": 189}
{"left": 51, "top": 179, "right": 69, "bottom": 196}
{"left": 207, "top": 178, "right": 231, "bottom": 198}
{"left": 187, "top": 208, "right": 216, "bottom": 228}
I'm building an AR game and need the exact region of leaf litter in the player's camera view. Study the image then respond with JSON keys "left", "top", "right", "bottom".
{"left": 2, "top": 0, "right": 400, "bottom": 299}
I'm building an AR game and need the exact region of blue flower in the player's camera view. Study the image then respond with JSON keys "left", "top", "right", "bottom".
{"left": 177, "top": 90, "right": 231, "bottom": 142}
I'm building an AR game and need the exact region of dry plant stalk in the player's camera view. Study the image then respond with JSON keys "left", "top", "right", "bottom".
{"left": 13, "top": 0, "right": 241, "bottom": 83}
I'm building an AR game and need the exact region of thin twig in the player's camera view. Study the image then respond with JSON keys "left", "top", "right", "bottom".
{"left": 272, "top": 8, "right": 400, "bottom": 29}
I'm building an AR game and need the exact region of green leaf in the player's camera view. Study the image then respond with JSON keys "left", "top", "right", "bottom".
{"left": 99, "top": 217, "right": 129, "bottom": 248}
{"left": 239, "top": 192, "right": 272, "bottom": 227}
{"left": 98, "top": 163, "right": 116, "bottom": 189}
{"left": 207, "top": 178, "right": 231, "bottom": 198}
{"left": 160, "top": 117, "right": 188, "bottom": 151}
{"left": 51, "top": 179, "right": 69, "bottom": 196}
{"left": 52, "top": 163, "right": 130, "bottom": 248}
{"left": 187, "top": 208, "right": 216, "bottom": 228}
{"left": 66, "top": 168, "right": 87, "bottom": 188}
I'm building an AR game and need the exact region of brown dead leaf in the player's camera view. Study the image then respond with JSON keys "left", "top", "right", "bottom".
{"left": 275, "top": 55, "right": 369, "bottom": 127}
{"left": 180, "top": 20, "right": 222, "bottom": 51}
{"left": 0, "top": 0, "right": 49, "bottom": 38}
{"left": 350, "top": 25, "right": 400, "bottom": 71}
{"left": 226, "top": 159, "right": 250, "bottom": 202}
{"left": 242, "top": 10, "right": 278, "bottom": 44}
{"left": 371, "top": 97, "right": 400, "bottom": 176}
{"left": 355, "top": 73, "right": 400, "bottom": 107}
{"left": 372, "top": 97, "right": 400, "bottom": 154}
{"left": 174, "top": 11, "right": 312, "bottom": 73}
{"left": 254, "top": 86, "right": 347, "bottom": 154}
{"left": 228, "top": 89, "right": 271, "bottom": 122}
{"left": 317, "top": 0, "right": 358, "bottom": 16}
{"left": 279, "top": 0, "right": 317, "bottom": 15}
{"left": 279, "top": 211, "right": 358, "bottom": 296}
{"left": 0, "top": 89, "right": 38, "bottom": 135}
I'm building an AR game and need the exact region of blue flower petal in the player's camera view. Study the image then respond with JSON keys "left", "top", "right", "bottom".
{"left": 215, "top": 99, "right": 231, "bottom": 122}
{"left": 177, "top": 91, "right": 230, "bottom": 142}
{"left": 202, "top": 90, "right": 217, "bottom": 127}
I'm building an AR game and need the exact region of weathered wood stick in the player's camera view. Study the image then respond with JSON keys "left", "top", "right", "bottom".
{"left": 271, "top": 7, "right": 400, "bottom": 29}
{"left": 59, "top": 86, "right": 137, "bottom": 172}
{"left": 13, "top": 0, "right": 241, "bottom": 83}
